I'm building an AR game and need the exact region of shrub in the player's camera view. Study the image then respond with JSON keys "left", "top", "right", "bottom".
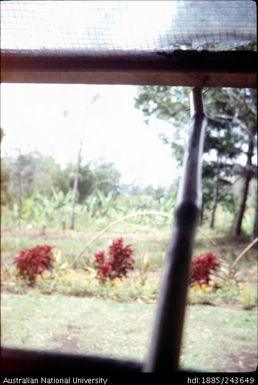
{"left": 216, "top": 283, "right": 239, "bottom": 304}
{"left": 14, "top": 244, "right": 54, "bottom": 286}
{"left": 239, "top": 284, "right": 257, "bottom": 310}
{"left": 93, "top": 237, "right": 134, "bottom": 281}
{"left": 190, "top": 252, "right": 220, "bottom": 286}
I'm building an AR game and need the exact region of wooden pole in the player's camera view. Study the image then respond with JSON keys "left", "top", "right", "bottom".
{"left": 143, "top": 87, "right": 207, "bottom": 372}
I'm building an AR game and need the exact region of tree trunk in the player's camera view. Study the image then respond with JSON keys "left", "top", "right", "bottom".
{"left": 69, "top": 141, "right": 82, "bottom": 230}
{"left": 199, "top": 202, "right": 204, "bottom": 225}
{"left": 253, "top": 191, "right": 258, "bottom": 240}
{"left": 233, "top": 138, "right": 254, "bottom": 237}
{"left": 209, "top": 174, "right": 219, "bottom": 229}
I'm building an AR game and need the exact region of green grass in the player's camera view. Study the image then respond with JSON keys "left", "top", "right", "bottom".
{"left": 1, "top": 292, "right": 257, "bottom": 372}
{"left": 2, "top": 221, "right": 256, "bottom": 271}
{"left": 1, "top": 225, "right": 169, "bottom": 269}
{"left": 1, "top": 292, "right": 155, "bottom": 361}
{"left": 182, "top": 305, "right": 257, "bottom": 372}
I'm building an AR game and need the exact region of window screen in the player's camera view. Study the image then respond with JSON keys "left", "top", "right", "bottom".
{"left": 1, "top": 1, "right": 256, "bottom": 54}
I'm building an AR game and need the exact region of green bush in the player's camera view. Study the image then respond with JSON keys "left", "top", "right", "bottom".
{"left": 239, "top": 285, "right": 257, "bottom": 310}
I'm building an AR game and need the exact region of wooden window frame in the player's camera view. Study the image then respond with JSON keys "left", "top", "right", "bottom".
{"left": 1, "top": 50, "right": 256, "bottom": 88}
{"left": 1, "top": 49, "right": 257, "bottom": 374}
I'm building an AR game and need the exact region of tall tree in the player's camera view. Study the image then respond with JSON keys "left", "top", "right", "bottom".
{"left": 208, "top": 88, "right": 257, "bottom": 237}
{"left": 135, "top": 86, "right": 257, "bottom": 233}
{"left": 203, "top": 88, "right": 244, "bottom": 228}
{"left": 230, "top": 89, "right": 257, "bottom": 237}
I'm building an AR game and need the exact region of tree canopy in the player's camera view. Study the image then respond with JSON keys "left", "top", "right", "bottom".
{"left": 135, "top": 86, "right": 257, "bottom": 236}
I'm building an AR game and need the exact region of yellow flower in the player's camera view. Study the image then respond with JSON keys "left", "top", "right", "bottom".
{"left": 111, "top": 277, "right": 123, "bottom": 285}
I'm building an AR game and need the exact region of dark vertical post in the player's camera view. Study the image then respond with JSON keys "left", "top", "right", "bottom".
{"left": 143, "top": 87, "right": 207, "bottom": 372}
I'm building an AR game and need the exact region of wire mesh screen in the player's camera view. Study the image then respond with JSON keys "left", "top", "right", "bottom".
{"left": 1, "top": 1, "right": 256, "bottom": 54}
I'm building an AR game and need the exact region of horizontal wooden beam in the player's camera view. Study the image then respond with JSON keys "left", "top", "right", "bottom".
{"left": 1, "top": 50, "right": 257, "bottom": 88}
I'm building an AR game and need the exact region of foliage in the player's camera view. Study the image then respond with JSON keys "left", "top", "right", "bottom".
{"left": 14, "top": 244, "right": 54, "bottom": 286}
{"left": 1, "top": 160, "right": 11, "bottom": 205}
{"left": 0, "top": 129, "right": 12, "bottom": 206}
{"left": 33, "top": 269, "right": 159, "bottom": 303}
{"left": 86, "top": 190, "right": 118, "bottom": 219}
{"left": 3, "top": 260, "right": 256, "bottom": 310}
{"left": 92, "top": 161, "right": 121, "bottom": 196}
{"left": 188, "top": 282, "right": 240, "bottom": 306}
{"left": 190, "top": 252, "right": 220, "bottom": 285}
{"left": 4, "top": 151, "right": 63, "bottom": 199}
{"left": 2, "top": 203, "right": 257, "bottom": 308}
{"left": 207, "top": 88, "right": 257, "bottom": 236}
{"left": 0, "top": 127, "right": 4, "bottom": 142}
{"left": 3, "top": 152, "right": 122, "bottom": 209}
{"left": 2, "top": 230, "right": 256, "bottom": 308}
{"left": 61, "top": 162, "right": 95, "bottom": 203}
{"left": 215, "top": 284, "right": 241, "bottom": 305}
{"left": 188, "top": 285, "right": 215, "bottom": 306}
{"left": 135, "top": 86, "right": 190, "bottom": 165}
{"left": 239, "top": 284, "right": 257, "bottom": 310}
{"left": 60, "top": 161, "right": 121, "bottom": 204}
{"left": 135, "top": 86, "right": 257, "bottom": 233}
{"left": 138, "top": 253, "right": 150, "bottom": 285}
{"left": 93, "top": 237, "right": 134, "bottom": 281}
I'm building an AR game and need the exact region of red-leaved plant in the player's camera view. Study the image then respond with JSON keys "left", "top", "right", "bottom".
{"left": 190, "top": 252, "right": 220, "bottom": 285}
{"left": 94, "top": 237, "right": 134, "bottom": 281}
{"left": 14, "top": 244, "right": 54, "bottom": 286}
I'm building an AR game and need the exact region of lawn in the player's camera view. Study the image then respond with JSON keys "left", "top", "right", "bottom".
{"left": 1, "top": 291, "right": 257, "bottom": 372}
{"left": 1, "top": 225, "right": 169, "bottom": 269}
